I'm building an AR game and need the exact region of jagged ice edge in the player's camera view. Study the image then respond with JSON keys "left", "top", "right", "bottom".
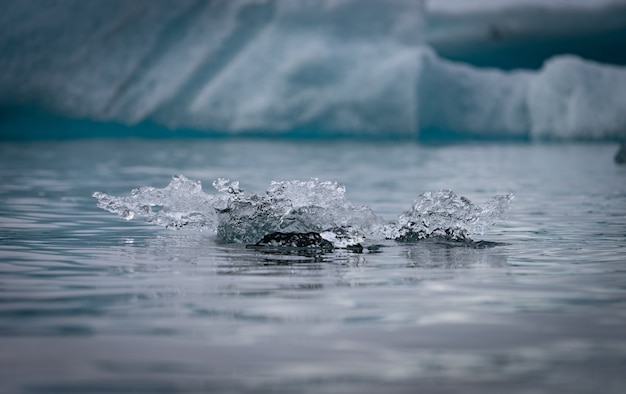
{"left": 92, "top": 175, "right": 514, "bottom": 244}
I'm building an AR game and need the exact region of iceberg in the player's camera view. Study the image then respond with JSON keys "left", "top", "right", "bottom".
{"left": 419, "top": 52, "right": 626, "bottom": 140}
{"left": 1, "top": 0, "right": 625, "bottom": 140}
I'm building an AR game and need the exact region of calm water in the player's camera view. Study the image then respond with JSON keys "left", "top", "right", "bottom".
{"left": 1, "top": 139, "right": 625, "bottom": 393}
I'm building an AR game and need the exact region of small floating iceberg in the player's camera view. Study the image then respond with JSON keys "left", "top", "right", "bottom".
{"left": 93, "top": 175, "right": 513, "bottom": 249}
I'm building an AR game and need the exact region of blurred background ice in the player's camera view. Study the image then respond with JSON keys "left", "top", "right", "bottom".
{"left": 1, "top": 0, "right": 625, "bottom": 140}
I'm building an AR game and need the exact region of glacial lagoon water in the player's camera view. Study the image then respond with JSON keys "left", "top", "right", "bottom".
{"left": 1, "top": 139, "right": 625, "bottom": 393}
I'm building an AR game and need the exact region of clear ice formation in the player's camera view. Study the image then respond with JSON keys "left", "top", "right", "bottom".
{"left": 93, "top": 175, "right": 514, "bottom": 247}
{"left": 386, "top": 190, "right": 514, "bottom": 241}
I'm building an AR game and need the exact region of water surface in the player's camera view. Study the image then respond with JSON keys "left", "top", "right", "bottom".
{"left": 1, "top": 140, "right": 625, "bottom": 393}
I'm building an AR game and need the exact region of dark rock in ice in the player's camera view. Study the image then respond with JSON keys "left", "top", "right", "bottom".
{"left": 392, "top": 227, "right": 469, "bottom": 242}
{"left": 247, "top": 232, "right": 334, "bottom": 251}
{"left": 615, "top": 142, "right": 626, "bottom": 164}
{"left": 247, "top": 229, "right": 366, "bottom": 253}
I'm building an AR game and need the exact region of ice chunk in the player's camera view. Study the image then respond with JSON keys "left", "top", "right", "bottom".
{"left": 93, "top": 175, "right": 219, "bottom": 230}
{"left": 94, "top": 175, "right": 514, "bottom": 244}
{"left": 320, "top": 227, "right": 365, "bottom": 249}
{"left": 215, "top": 179, "right": 384, "bottom": 243}
{"left": 385, "top": 190, "right": 514, "bottom": 241}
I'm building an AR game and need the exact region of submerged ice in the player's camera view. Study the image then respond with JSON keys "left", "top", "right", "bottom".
{"left": 93, "top": 175, "right": 513, "bottom": 247}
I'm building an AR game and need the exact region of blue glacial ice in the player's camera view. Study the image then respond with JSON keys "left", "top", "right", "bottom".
{"left": 1, "top": 0, "right": 625, "bottom": 140}
{"left": 419, "top": 53, "right": 626, "bottom": 139}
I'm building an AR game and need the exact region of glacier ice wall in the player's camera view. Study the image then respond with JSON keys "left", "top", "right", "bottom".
{"left": 0, "top": 0, "right": 424, "bottom": 137}
{"left": 418, "top": 53, "right": 626, "bottom": 140}
{"left": 1, "top": 0, "right": 625, "bottom": 140}
{"left": 528, "top": 56, "right": 626, "bottom": 139}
